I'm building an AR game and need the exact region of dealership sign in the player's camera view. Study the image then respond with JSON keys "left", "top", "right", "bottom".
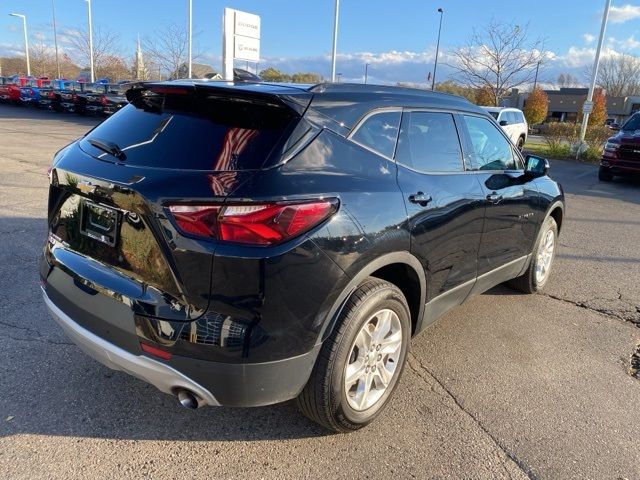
{"left": 223, "top": 8, "right": 261, "bottom": 80}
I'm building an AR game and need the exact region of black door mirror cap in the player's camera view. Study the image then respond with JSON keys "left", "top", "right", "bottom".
{"left": 524, "top": 154, "right": 550, "bottom": 178}
{"left": 499, "top": 120, "right": 509, "bottom": 126}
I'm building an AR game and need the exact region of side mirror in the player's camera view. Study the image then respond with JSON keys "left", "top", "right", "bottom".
{"left": 499, "top": 120, "right": 508, "bottom": 126}
{"left": 525, "top": 155, "right": 549, "bottom": 177}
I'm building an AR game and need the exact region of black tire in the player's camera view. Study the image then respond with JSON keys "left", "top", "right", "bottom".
{"left": 598, "top": 166, "right": 613, "bottom": 182}
{"left": 517, "top": 136, "right": 525, "bottom": 151}
{"left": 508, "top": 216, "right": 558, "bottom": 294}
{"left": 296, "top": 277, "right": 411, "bottom": 433}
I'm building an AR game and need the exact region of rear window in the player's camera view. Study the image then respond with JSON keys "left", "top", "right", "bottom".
{"left": 80, "top": 92, "right": 296, "bottom": 170}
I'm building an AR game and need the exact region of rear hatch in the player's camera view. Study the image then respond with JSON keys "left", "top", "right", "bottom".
{"left": 45, "top": 82, "right": 311, "bottom": 321}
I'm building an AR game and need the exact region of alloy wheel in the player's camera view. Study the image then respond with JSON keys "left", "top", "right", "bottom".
{"left": 535, "top": 228, "right": 555, "bottom": 284}
{"left": 344, "top": 309, "right": 403, "bottom": 411}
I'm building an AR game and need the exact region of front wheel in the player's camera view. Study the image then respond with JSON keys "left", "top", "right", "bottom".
{"left": 598, "top": 166, "right": 613, "bottom": 182}
{"left": 296, "top": 278, "right": 411, "bottom": 433}
{"left": 507, "top": 216, "right": 558, "bottom": 294}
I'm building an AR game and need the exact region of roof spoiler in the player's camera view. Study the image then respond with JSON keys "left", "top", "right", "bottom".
{"left": 125, "top": 82, "right": 312, "bottom": 116}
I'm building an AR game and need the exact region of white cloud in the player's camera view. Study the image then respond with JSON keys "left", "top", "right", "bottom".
{"left": 608, "top": 35, "right": 640, "bottom": 50}
{"left": 583, "top": 33, "right": 595, "bottom": 44}
{"left": 609, "top": 4, "right": 640, "bottom": 23}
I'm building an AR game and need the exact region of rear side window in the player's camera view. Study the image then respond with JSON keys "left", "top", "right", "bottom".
{"left": 350, "top": 110, "right": 401, "bottom": 158}
{"left": 395, "top": 111, "right": 464, "bottom": 172}
{"left": 80, "top": 93, "right": 295, "bottom": 170}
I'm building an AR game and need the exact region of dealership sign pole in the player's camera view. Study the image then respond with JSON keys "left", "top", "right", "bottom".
{"left": 577, "top": 0, "right": 611, "bottom": 158}
{"left": 223, "top": 8, "right": 261, "bottom": 81}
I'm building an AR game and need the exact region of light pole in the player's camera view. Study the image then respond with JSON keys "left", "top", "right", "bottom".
{"left": 331, "top": 0, "right": 340, "bottom": 82}
{"left": 364, "top": 63, "right": 369, "bottom": 84}
{"left": 85, "top": 0, "right": 95, "bottom": 82}
{"left": 9, "top": 13, "right": 30, "bottom": 76}
{"left": 188, "top": 0, "right": 193, "bottom": 78}
{"left": 577, "top": 0, "right": 611, "bottom": 158}
{"left": 52, "top": 0, "right": 61, "bottom": 78}
{"left": 431, "top": 7, "right": 443, "bottom": 91}
{"left": 337, "top": 73, "right": 342, "bottom": 83}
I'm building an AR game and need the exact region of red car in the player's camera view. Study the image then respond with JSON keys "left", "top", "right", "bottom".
{"left": 600, "top": 113, "right": 640, "bottom": 181}
{"left": 0, "top": 76, "right": 22, "bottom": 103}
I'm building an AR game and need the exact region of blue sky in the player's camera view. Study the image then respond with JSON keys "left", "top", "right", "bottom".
{"left": 1, "top": 0, "right": 640, "bottom": 84}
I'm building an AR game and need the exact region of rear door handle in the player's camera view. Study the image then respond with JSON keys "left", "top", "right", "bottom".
{"left": 486, "top": 193, "right": 503, "bottom": 204}
{"left": 408, "top": 192, "right": 432, "bottom": 207}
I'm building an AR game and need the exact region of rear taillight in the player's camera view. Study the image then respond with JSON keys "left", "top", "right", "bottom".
{"left": 100, "top": 95, "right": 108, "bottom": 106}
{"left": 48, "top": 91, "right": 55, "bottom": 99}
{"left": 168, "top": 200, "right": 338, "bottom": 246}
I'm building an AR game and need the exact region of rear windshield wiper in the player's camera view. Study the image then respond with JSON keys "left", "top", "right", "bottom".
{"left": 88, "top": 138, "right": 126, "bottom": 160}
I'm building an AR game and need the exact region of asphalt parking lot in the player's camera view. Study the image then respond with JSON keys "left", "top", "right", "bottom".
{"left": 0, "top": 106, "right": 638, "bottom": 480}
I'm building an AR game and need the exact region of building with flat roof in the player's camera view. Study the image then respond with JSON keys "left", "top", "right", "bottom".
{"left": 502, "top": 87, "right": 640, "bottom": 124}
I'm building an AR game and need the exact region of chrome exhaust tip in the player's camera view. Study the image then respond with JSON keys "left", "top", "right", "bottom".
{"left": 177, "top": 389, "right": 199, "bottom": 409}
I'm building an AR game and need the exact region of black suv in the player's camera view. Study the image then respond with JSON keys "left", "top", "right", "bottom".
{"left": 40, "top": 82, "right": 564, "bottom": 432}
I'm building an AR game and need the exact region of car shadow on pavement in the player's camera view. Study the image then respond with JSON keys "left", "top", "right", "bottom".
{"left": 0, "top": 217, "right": 330, "bottom": 441}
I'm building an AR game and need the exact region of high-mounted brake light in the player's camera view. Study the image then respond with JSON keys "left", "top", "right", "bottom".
{"left": 150, "top": 86, "right": 190, "bottom": 95}
{"left": 168, "top": 200, "right": 339, "bottom": 246}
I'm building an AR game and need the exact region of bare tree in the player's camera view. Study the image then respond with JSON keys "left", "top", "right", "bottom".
{"left": 66, "top": 26, "right": 122, "bottom": 79}
{"left": 29, "top": 37, "right": 56, "bottom": 77}
{"left": 449, "top": 20, "right": 546, "bottom": 106}
{"left": 594, "top": 53, "right": 640, "bottom": 97}
{"left": 557, "top": 73, "right": 580, "bottom": 88}
{"left": 143, "top": 23, "right": 197, "bottom": 79}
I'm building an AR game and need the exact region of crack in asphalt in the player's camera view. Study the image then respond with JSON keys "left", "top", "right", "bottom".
{"left": 407, "top": 354, "right": 536, "bottom": 480}
{"left": 8, "top": 334, "right": 74, "bottom": 346}
{"left": 0, "top": 319, "right": 72, "bottom": 346}
{"left": 542, "top": 292, "right": 640, "bottom": 326}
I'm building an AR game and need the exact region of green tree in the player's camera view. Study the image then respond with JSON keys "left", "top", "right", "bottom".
{"left": 523, "top": 87, "right": 548, "bottom": 125}
{"left": 434, "top": 80, "right": 476, "bottom": 102}
{"left": 291, "top": 72, "right": 322, "bottom": 83}
{"left": 259, "top": 67, "right": 291, "bottom": 82}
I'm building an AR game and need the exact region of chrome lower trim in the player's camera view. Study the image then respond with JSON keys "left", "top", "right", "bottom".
{"left": 42, "top": 288, "right": 219, "bottom": 407}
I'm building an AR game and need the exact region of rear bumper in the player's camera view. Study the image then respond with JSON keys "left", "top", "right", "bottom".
{"left": 42, "top": 284, "right": 321, "bottom": 407}
{"left": 43, "top": 287, "right": 219, "bottom": 406}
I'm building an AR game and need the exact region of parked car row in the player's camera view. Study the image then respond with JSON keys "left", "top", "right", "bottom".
{"left": 0, "top": 76, "right": 130, "bottom": 116}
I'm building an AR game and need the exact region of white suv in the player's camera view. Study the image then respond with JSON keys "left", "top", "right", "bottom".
{"left": 482, "top": 107, "right": 528, "bottom": 151}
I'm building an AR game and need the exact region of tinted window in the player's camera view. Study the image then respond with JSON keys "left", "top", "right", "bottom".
{"left": 81, "top": 94, "right": 295, "bottom": 170}
{"left": 463, "top": 115, "right": 517, "bottom": 170}
{"left": 488, "top": 111, "right": 499, "bottom": 120}
{"left": 351, "top": 111, "right": 401, "bottom": 158}
{"left": 508, "top": 112, "right": 519, "bottom": 124}
{"left": 395, "top": 111, "right": 463, "bottom": 172}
